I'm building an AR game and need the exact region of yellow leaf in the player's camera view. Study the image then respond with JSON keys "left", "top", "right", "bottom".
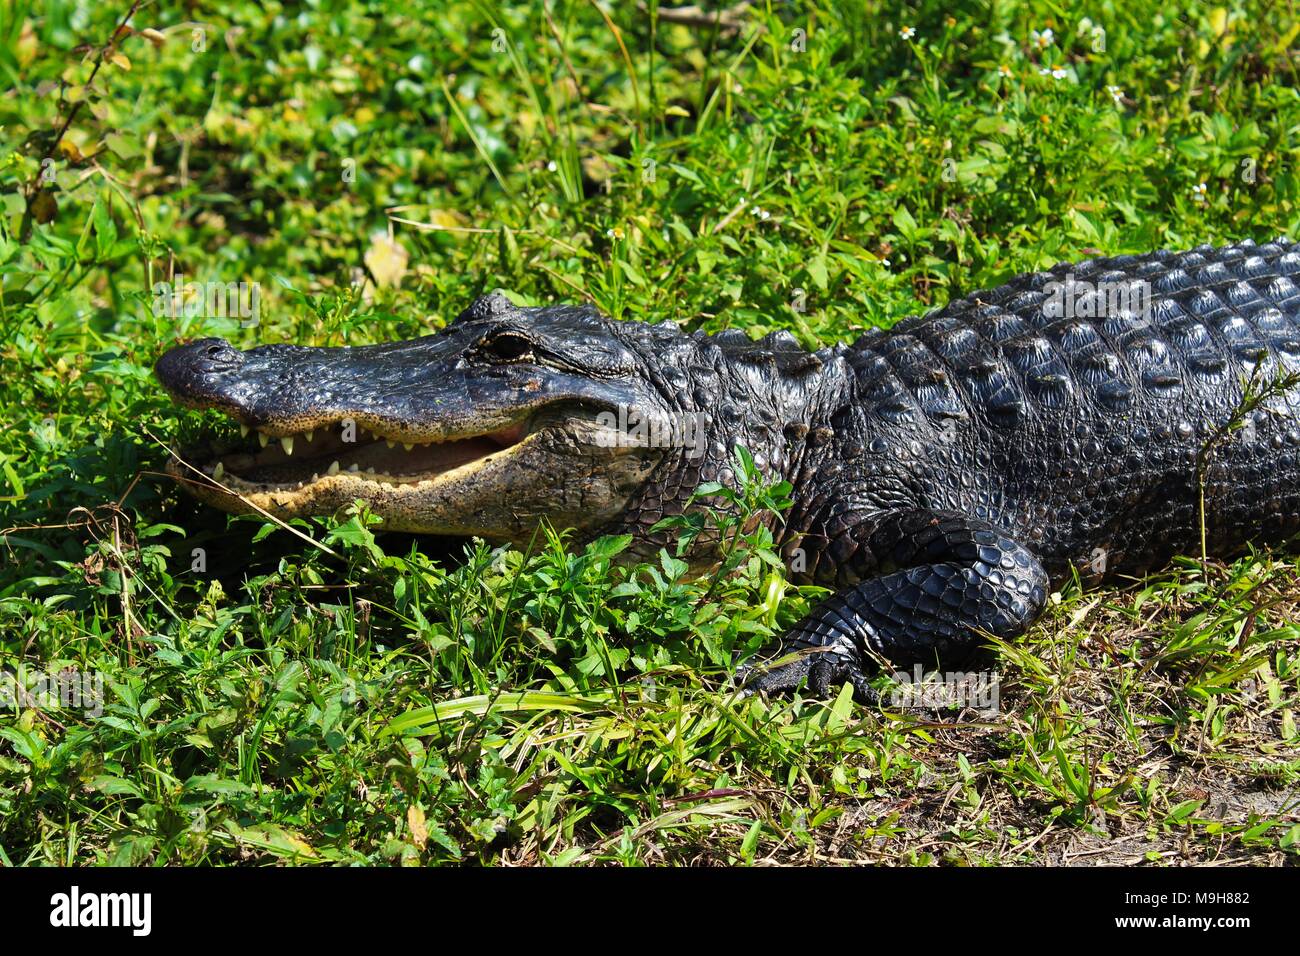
{"left": 57, "top": 139, "right": 84, "bottom": 162}
{"left": 407, "top": 805, "right": 428, "bottom": 849}
{"left": 1208, "top": 8, "right": 1229, "bottom": 37}
{"left": 140, "top": 28, "right": 167, "bottom": 47}
{"left": 109, "top": 52, "right": 131, "bottom": 71}
{"left": 425, "top": 208, "right": 468, "bottom": 230}
{"left": 16, "top": 20, "right": 37, "bottom": 66}
{"left": 364, "top": 233, "right": 409, "bottom": 288}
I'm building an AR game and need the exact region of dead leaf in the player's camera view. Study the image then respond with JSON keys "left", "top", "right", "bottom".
{"left": 424, "top": 208, "right": 468, "bottom": 230}
{"left": 16, "top": 20, "right": 37, "bottom": 66}
{"left": 29, "top": 189, "right": 57, "bottom": 224}
{"left": 364, "top": 233, "right": 408, "bottom": 288}
{"left": 407, "top": 804, "right": 428, "bottom": 849}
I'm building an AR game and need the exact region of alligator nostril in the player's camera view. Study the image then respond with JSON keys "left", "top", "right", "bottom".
{"left": 191, "top": 338, "right": 244, "bottom": 370}
{"left": 155, "top": 337, "right": 245, "bottom": 394}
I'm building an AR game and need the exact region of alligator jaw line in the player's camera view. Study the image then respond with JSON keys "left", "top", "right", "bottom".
{"left": 180, "top": 418, "right": 532, "bottom": 495}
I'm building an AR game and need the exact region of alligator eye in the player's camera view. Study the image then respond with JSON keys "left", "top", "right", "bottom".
{"left": 479, "top": 332, "right": 534, "bottom": 362}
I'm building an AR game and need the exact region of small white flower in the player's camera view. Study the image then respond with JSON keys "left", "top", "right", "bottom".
{"left": 899, "top": 26, "right": 916, "bottom": 40}
{"left": 1031, "top": 27, "right": 1055, "bottom": 48}
{"left": 1077, "top": 18, "right": 1094, "bottom": 36}
{"left": 1052, "top": 68, "right": 1068, "bottom": 79}
{"left": 881, "top": 259, "right": 891, "bottom": 268}
{"left": 998, "top": 64, "right": 1013, "bottom": 78}
{"left": 547, "top": 160, "right": 557, "bottom": 172}
{"left": 1038, "top": 67, "right": 1051, "bottom": 76}
{"left": 760, "top": 209, "right": 771, "bottom": 220}
{"left": 606, "top": 226, "right": 625, "bottom": 240}
{"left": 1191, "top": 182, "right": 1208, "bottom": 203}
{"left": 733, "top": 83, "right": 743, "bottom": 94}
{"left": 1106, "top": 85, "right": 1124, "bottom": 106}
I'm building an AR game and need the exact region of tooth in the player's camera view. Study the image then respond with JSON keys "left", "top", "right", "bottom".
{"left": 386, "top": 439, "right": 396, "bottom": 449}
{"left": 311, "top": 473, "right": 319, "bottom": 482}
{"left": 403, "top": 443, "right": 413, "bottom": 452}
{"left": 348, "top": 464, "right": 359, "bottom": 472}
{"left": 240, "top": 425, "right": 249, "bottom": 437}
{"left": 305, "top": 431, "right": 314, "bottom": 442}
{"left": 213, "top": 461, "right": 224, "bottom": 479}
{"left": 258, "top": 432, "right": 270, "bottom": 447}
{"left": 281, "top": 436, "right": 294, "bottom": 455}
{"left": 327, "top": 461, "right": 340, "bottom": 476}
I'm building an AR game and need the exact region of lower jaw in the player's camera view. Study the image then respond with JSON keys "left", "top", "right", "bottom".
{"left": 165, "top": 454, "right": 524, "bottom": 537}
{"left": 165, "top": 421, "right": 662, "bottom": 539}
{"left": 165, "top": 428, "right": 541, "bottom": 534}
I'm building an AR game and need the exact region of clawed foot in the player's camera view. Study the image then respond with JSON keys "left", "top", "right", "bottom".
{"left": 734, "top": 643, "right": 879, "bottom": 704}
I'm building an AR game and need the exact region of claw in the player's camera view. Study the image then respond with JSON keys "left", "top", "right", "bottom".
{"left": 736, "top": 641, "right": 878, "bottom": 704}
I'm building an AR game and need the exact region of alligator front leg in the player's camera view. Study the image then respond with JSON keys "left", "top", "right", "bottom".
{"left": 738, "top": 511, "right": 1049, "bottom": 702}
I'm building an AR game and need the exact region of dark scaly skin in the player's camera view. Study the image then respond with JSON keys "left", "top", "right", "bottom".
{"left": 738, "top": 238, "right": 1300, "bottom": 697}
{"left": 157, "top": 239, "right": 1300, "bottom": 701}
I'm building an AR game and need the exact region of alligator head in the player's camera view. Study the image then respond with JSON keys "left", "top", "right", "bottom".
{"left": 155, "top": 292, "right": 801, "bottom": 546}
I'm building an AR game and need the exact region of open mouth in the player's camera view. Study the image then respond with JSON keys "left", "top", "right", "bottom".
{"left": 177, "top": 419, "right": 532, "bottom": 492}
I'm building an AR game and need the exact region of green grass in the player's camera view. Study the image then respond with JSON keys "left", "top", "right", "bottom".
{"left": 1, "top": 0, "right": 1299, "bottom": 865}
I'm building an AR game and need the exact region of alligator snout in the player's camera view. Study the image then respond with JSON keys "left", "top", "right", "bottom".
{"left": 158, "top": 337, "right": 245, "bottom": 376}
{"left": 155, "top": 338, "right": 248, "bottom": 407}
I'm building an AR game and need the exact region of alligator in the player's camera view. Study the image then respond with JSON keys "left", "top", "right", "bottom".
{"left": 156, "top": 238, "right": 1300, "bottom": 701}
